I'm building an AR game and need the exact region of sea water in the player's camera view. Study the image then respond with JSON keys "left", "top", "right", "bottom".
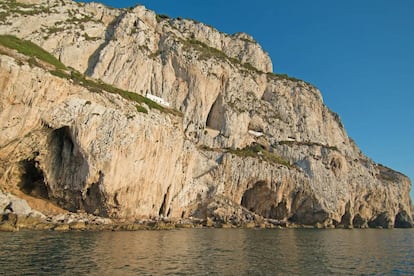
{"left": 0, "top": 228, "right": 413, "bottom": 275}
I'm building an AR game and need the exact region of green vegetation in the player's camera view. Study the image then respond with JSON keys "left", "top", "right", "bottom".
{"left": 241, "top": 62, "right": 262, "bottom": 74}
{"left": 51, "top": 69, "right": 165, "bottom": 111}
{"left": 49, "top": 69, "right": 69, "bottom": 79}
{"left": 67, "top": 9, "right": 76, "bottom": 17}
{"left": 181, "top": 38, "right": 264, "bottom": 75}
{"left": 1, "top": 0, "right": 51, "bottom": 16}
{"left": 66, "top": 14, "right": 94, "bottom": 24}
{"left": 138, "top": 45, "right": 150, "bottom": 52}
{"left": 198, "top": 143, "right": 291, "bottom": 167}
{"left": 46, "top": 26, "right": 67, "bottom": 34}
{"left": 136, "top": 105, "right": 148, "bottom": 114}
{"left": 0, "top": 35, "right": 181, "bottom": 117}
{"left": 180, "top": 37, "right": 313, "bottom": 86}
{"left": 1, "top": 0, "right": 34, "bottom": 9}
{"left": 0, "top": 35, "right": 66, "bottom": 70}
{"left": 130, "top": 27, "right": 138, "bottom": 35}
{"left": 156, "top": 14, "right": 170, "bottom": 23}
{"left": 278, "top": 140, "right": 338, "bottom": 151}
{"left": 239, "top": 37, "right": 255, "bottom": 43}
{"left": 148, "top": 50, "right": 162, "bottom": 59}
{"left": 82, "top": 33, "right": 100, "bottom": 41}
{"left": 267, "top": 72, "right": 302, "bottom": 82}
{"left": 228, "top": 144, "right": 292, "bottom": 168}
{"left": 198, "top": 145, "right": 214, "bottom": 151}
{"left": 232, "top": 32, "right": 256, "bottom": 43}
{"left": 63, "top": 11, "right": 102, "bottom": 26}
{"left": 266, "top": 72, "right": 314, "bottom": 87}
{"left": 181, "top": 38, "right": 233, "bottom": 62}
{"left": 50, "top": 69, "right": 182, "bottom": 116}
{"left": 0, "top": 11, "right": 8, "bottom": 22}
{"left": 27, "top": 56, "right": 41, "bottom": 68}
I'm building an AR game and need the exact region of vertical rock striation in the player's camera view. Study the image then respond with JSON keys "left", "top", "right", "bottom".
{"left": 0, "top": 0, "right": 411, "bottom": 228}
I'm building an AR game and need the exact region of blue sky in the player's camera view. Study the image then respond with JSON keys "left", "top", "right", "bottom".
{"left": 79, "top": 0, "right": 414, "bottom": 201}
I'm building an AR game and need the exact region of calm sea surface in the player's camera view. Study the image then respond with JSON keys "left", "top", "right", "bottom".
{"left": 0, "top": 228, "right": 413, "bottom": 275}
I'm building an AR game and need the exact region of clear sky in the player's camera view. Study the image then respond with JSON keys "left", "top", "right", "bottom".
{"left": 79, "top": 0, "right": 414, "bottom": 201}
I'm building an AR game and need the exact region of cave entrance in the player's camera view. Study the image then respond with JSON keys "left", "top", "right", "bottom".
{"left": 394, "top": 211, "right": 413, "bottom": 228}
{"left": 18, "top": 158, "right": 49, "bottom": 199}
{"left": 241, "top": 181, "right": 285, "bottom": 219}
{"left": 49, "top": 126, "right": 74, "bottom": 170}
{"left": 47, "top": 126, "right": 91, "bottom": 213}
{"left": 82, "top": 183, "right": 108, "bottom": 217}
{"left": 206, "top": 95, "right": 225, "bottom": 132}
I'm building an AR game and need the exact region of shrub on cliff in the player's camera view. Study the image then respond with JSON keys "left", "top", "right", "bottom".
{"left": 0, "top": 35, "right": 66, "bottom": 70}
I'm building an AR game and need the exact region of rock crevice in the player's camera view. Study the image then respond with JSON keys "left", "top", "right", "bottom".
{"left": 0, "top": 0, "right": 411, "bottom": 228}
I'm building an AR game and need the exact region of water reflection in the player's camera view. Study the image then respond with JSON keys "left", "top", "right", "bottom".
{"left": 0, "top": 229, "right": 413, "bottom": 275}
{"left": 92, "top": 229, "right": 250, "bottom": 275}
{"left": 316, "top": 229, "right": 414, "bottom": 274}
{"left": 0, "top": 232, "right": 100, "bottom": 274}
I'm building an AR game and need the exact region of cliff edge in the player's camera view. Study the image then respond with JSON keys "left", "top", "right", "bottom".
{"left": 0, "top": 0, "right": 412, "bottom": 229}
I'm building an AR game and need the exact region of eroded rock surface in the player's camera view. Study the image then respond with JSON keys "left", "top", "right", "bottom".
{"left": 0, "top": 0, "right": 412, "bottom": 229}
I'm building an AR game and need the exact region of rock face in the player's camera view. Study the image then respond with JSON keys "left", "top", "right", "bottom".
{"left": 0, "top": 191, "right": 34, "bottom": 216}
{"left": 0, "top": 0, "right": 412, "bottom": 228}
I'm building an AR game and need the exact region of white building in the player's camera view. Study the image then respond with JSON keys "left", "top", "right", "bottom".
{"left": 145, "top": 93, "right": 170, "bottom": 107}
{"left": 248, "top": 130, "right": 264, "bottom": 137}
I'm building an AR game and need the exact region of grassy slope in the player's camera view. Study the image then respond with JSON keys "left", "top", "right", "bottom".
{"left": 0, "top": 34, "right": 182, "bottom": 116}
{"left": 0, "top": 34, "right": 66, "bottom": 70}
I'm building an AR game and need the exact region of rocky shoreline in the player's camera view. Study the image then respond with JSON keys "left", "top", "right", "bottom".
{"left": 0, "top": 190, "right": 290, "bottom": 232}
{"left": 0, "top": 213, "right": 317, "bottom": 232}
{"left": 2, "top": 211, "right": 408, "bottom": 232}
{"left": 1, "top": 191, "right": 412, "bottom": 232}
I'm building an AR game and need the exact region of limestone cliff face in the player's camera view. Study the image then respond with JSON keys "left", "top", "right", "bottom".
{"left": 0, "top": 0, "right": 412, "bottom": 228}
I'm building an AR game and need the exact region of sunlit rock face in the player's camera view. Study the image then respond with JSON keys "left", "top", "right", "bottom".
{"left": 0, "top": 0, "right": 411, "bottom": 228}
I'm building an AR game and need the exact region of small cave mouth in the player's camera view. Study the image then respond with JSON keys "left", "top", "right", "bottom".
{"left": 82, "top": 183, "right": 108, "bottom": 217}
{"left": 158, "top": 185, "right": 171, "bottom": 217}
{"left": 241, "top": 181, "right": 283, "bottom": 219}
{"left": 47, "top": 126, "right": 91, "bottom": 213}
{"left": 18, "top": 158, "right": 49, "bottom": 199}
{"left": 49, "top": 126, "right": 74, "bottom": 170}
{"left": 206, "top": 95, "right": 225, "bottom": 131}
{"left": 159, "top": 193, "right": 168, "bottom": 217}
{"left": 394, "top": 211, "right": 413, "bottom": 228}
{"left": 82, "top": 172, "right": 108, "bottom": 217}
{"left": 352, "top": 214, "right": 366, "bottom": 228}
{"left": 339, "top": 201, "right": 352, "bottom": 227}
{"left": 368, "top": 212, "right": 393, "bottom": 228}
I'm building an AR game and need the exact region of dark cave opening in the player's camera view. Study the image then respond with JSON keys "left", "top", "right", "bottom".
{"left": 158, "top": 185, "right": 171, "bottom": 217}
{"left": 82, "top": 183, "right": 108, "bottom": 217}
{"left": 159, "top": 193, "right": 168, "bottom": 217}
{"left": 206, "top": 95, "right": 225, "bottom": 131}
{"left": 19, "top": 158, "right": 49, "bottom": 199}
{"left": 49, "top": 126, "right": 74, "bottom": 170}
{"left": 339, "top": 201, "right": 352, "bottom": 227}
{"left": 240, "top": 181, "right": 285, "bottom": 219}
{"left": 82, "top": 171, "right": 108, "bottom": 217}
{"left": 394, "top": 211, "right": 413, "bottom": 228}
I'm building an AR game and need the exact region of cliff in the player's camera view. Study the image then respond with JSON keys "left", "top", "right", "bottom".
{"left": 0, "top": 0, "right": 412, "bottom": 228}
